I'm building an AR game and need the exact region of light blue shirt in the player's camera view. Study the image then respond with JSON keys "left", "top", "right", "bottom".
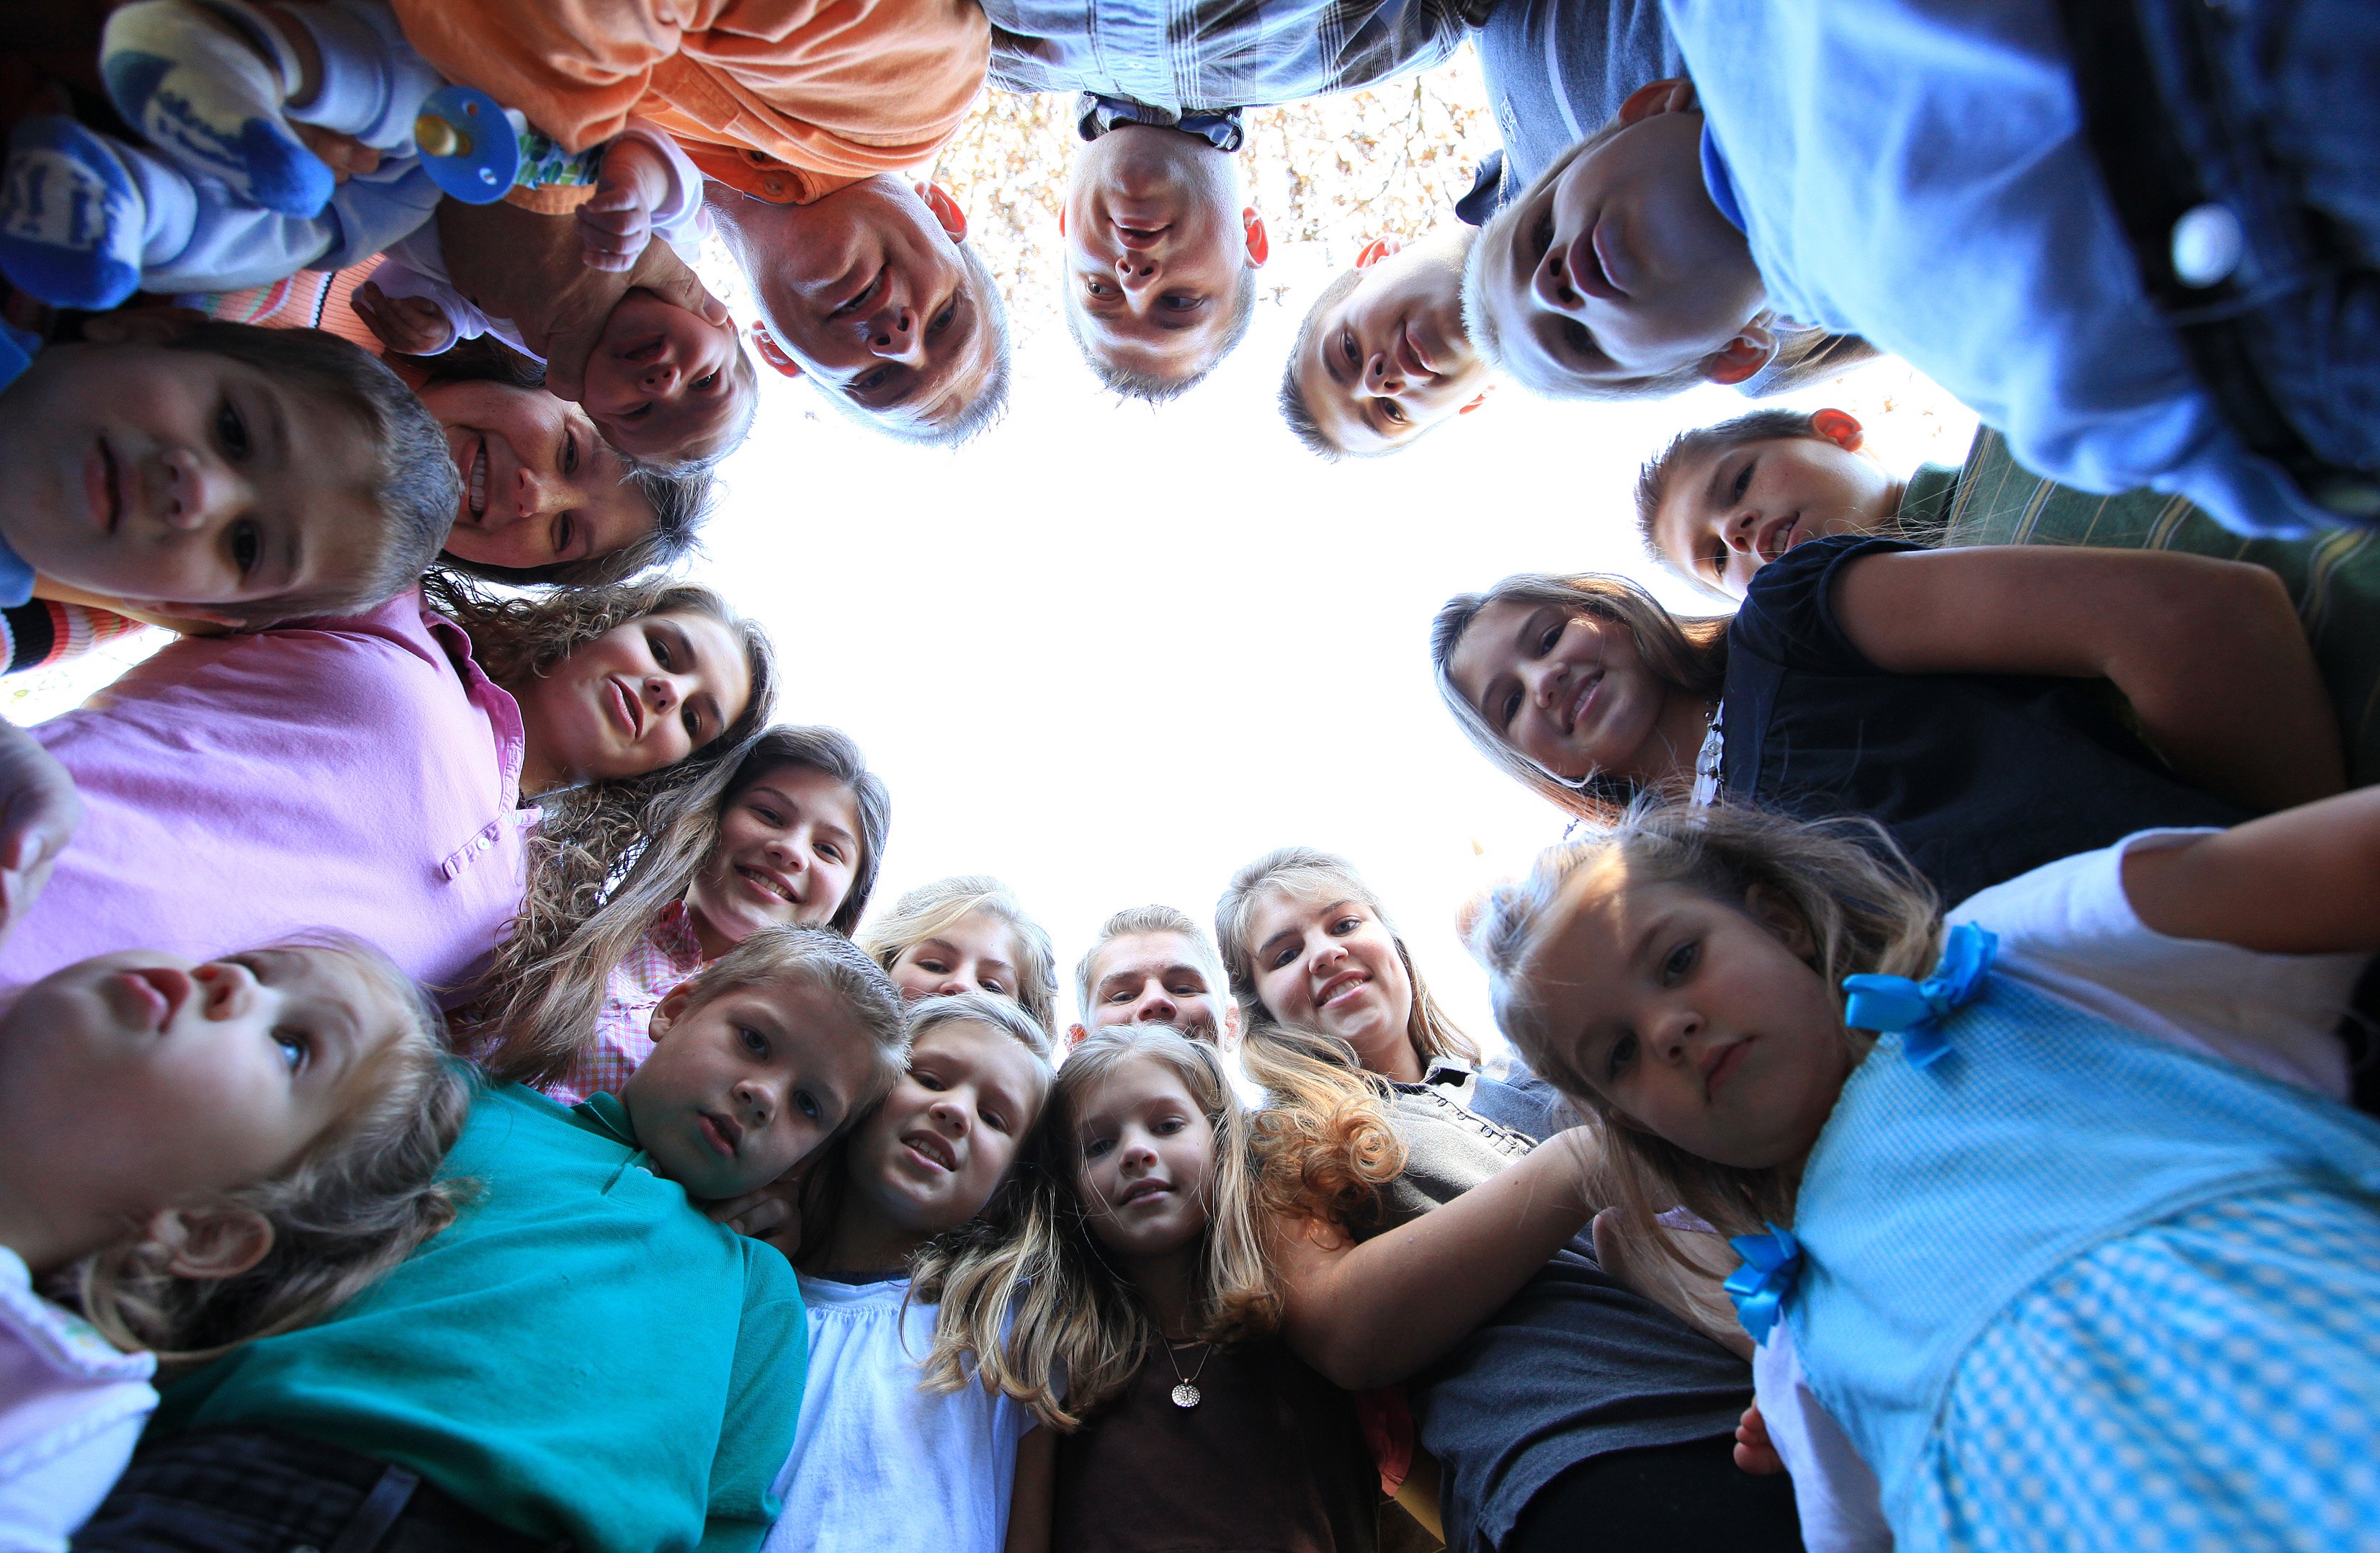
{"left": 1665, "top": 0, "right": 2330, "bottom": 537}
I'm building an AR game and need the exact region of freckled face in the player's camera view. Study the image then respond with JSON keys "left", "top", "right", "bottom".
{"left": 1521, "top": 872, "right": 1847, "bottom": 1168}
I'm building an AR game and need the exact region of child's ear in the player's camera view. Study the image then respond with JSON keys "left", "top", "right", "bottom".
{"left": 1457, "top": 382, "right": 1496, "bottom": 416}
{"left": 79, "top": 305, "right": 208, "bottom": 348}
{"left": 1743, "top": 884, "right": 1818, "bottom": 961}
{"left": 1065, "top": 1022, "right": 1088, "bottom": 1050}
{"left": 748, "top": 323, "right": 802, "bottom": 380}
{"left": 1616, "top": 77, "right": 1699, "bottom": 127}
{"left": 1809, "top": 408, "right": 1865, "bottom": 452}
{"left": 148, "top": 1204, "right": 275, "bottom": 1281}
{"left": 649, "top": 980, "right": 700, "bottom": 1041}
{"left": 1354, "top": 236, "right": 1402, "bottom": 269}
{"left": 1220, "top": 1003, "right": 1244, "bottom": 1051}
{"left": 916, "top": 182, "right": 969, "bottom": 242}
{"left": 1242, "top": 207, "right": 1270, "bottom": 268}
{"left": 1700, "top": 321, "right": 1778, "bottom": 387}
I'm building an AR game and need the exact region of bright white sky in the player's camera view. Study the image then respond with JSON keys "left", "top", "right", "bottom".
{"left": 6, "top": 236, "right": 1976, "bottom": 1048}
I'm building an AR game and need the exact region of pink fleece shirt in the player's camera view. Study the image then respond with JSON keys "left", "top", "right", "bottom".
{"left": 0, "top": 590, "right": 536, "bottom": 1002}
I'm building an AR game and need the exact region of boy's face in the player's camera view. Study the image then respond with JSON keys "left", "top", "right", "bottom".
{"left": 419, "top": 379, "right": 658, "bottom": 573}
{"left": 735, "top": 176, "right": 998, "bottom": 439}
{"left": 1475, "top": 85, "right": 1768, "bottom": 396}
{"left": 1078, "top": 931, "right": 1239, "bottom": 1047}
{"left": 580, "top": 291, "right": 754, "bottom": 463}
{"left": 1650, "top": 416, "right": 1900, "bottom": 597}
{"left": 0, "top": 947, "right": 396, "bottom": 1236}
{"left": 1062, "top": 126, "right": 1263, "bottom": 386}
{"left": 0, "top": 342, "right": 384, "bottom": 618}
{"left": 624, "top": 975, "right": 882, "bottom": 1200}
{"left": 846, "top": 1017, "right": 1049, "bottom": 1239}
{"left": 1294, "top": 233, "right": 1488, "bottom": 453}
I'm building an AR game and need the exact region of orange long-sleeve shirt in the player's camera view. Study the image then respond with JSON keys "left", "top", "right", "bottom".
{"left": 389, "top": 0, "right": 988, "bottom": 205}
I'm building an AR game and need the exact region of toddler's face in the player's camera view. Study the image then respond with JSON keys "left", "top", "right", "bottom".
{"left": 684, "top": 762, "right": 863, "bottom": 949}
{"left": 511, "top": 607, "right": 751, "bottom": 786}
{"left": 1073, "top": 1054, "right": 1214, "bottom": 1263}
{"left": 421, "top": 380, "right": 658, "bottom": 573}
{"left": 0, "top": 343, "right": 383, "bottom": 617}
{"left": 1522, "top": 873, "right": 1848, "bottom": 1169}
{"left": 1062, "top": 126, "right": 1258, "bottom": 387}
{"left": 848, "top": 1018, "right": 1049, "bottom": 1238}
{"left": 1294, "top": 237, "right": 1488, "bottom": 454}
{"left": 625, "top": 975, "right": 881, "bottom": 1199}
{"left": 1243, "top": 889, "right": 1413, "bottom": 1069}
{"left": 1444, "top": 599, "right": 1676, "bottom": 782}
{"left": 0, "top": 946, "right": 400, "bottom": 1230}
{"left": 581, "top": 292, "right": 753, "bottom": 463}
{"left": 887, "top": 910, "right": 1029, "bottom": 1005}
{"left": 1083, "top": 931, "right": 1235, "bottom": 1046}
{"left": 1475, "top": 104, "right": 1766, "bottom": 397}
{"left": 1652, "top": 430, "right": 1900, "bottom": 598}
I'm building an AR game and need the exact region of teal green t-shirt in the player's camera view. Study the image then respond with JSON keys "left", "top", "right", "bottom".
{"left": 153, "top": 1082, "right": 806, "bottom": 1553}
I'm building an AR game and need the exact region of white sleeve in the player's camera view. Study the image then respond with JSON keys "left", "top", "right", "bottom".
{"left": 1949, "top": 830, "right": 2365, "bottom": 1098}
{"left": 614, "top": 119, "right": 715, "bottom": 259}
{"left": 0, "top": 1382, "right": 156, "bottom": 1552}
{"left": 1754, "top": 1326, "right": 1894, "bottom": 1553}
{"left": 364, "top": 232, "right": 470, "bottom": 357}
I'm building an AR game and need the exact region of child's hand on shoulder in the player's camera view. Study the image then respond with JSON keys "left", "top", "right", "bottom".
{"left": 0, "top": 720, "right": 79, "bottom": 951}
{"left": 1734, "top": 1401, "right": 1784, "bottom": 1474}
{"left": 706, "top": 1160, "right": 811, "bottom": 1257}
{"left": 353, "top": 281, "right": 457, "bottom": 357}
{"left": 578, "top": 137, "right": 674, "bottom": 273}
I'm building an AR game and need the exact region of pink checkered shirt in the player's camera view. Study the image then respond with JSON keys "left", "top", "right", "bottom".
{"left": 542, "top": 901, "right": 711, "bottom": 1105}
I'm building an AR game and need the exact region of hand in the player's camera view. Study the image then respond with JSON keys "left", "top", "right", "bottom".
{"left": 1734, "top": 1401, "right": 1784, "bottom": 1474}
{"left": 289, "top": 123, "right": 381, "bottom": 182}
{"left": 0, "top": 720, "right": 79, "bottom": 951}
{"left": 576, "top": 137, "right": 670, "bottom": 272}
{"left": 704, "top": 1162, "right": 809, "bottom": 1256}
{"left": 352, "top": 281, "right": 455, "bottom": 357}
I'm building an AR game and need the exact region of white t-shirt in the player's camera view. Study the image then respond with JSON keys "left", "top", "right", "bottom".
{"left": 1758, "top": 828, "right": 2369, "bottom": 1552}
{"left": 0, "top": 1248, "right": 158, "bottom": 1552}
{"left": 762, "top": 1274, "right": 1036, "bottom": 1553}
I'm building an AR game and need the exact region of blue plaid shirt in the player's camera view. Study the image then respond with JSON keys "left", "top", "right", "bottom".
{"left": 985, "top": 0, "right": 1478, "bottom": 116}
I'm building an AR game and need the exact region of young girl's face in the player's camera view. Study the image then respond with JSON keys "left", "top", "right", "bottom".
{"left": 846, "top": 1019, "right": 1050, "bottom": 1238}
{"left": 513, "top": 608, "right": 752, "bottom": 787}
{"left": 1073, "top": 1055, "right": 1215, "bottom": 1263}
{"left": 1446, "top": 599, "right": 1676, "bottom": 782}
{"left": 1243, "top": 887, "right": 1415, "bottom": 1073}
{"left": 684, "top": 763, "right": 862, "bottom": 953}
{"left": 0, "top": 947, "right": 403, "bottom": 1238}
{"left": 1523, "top": 870, "right": 1848, "bottom": 1168}
{"left": 886, "top": 909, "right": 1029, "bottom": 1004}
{"left": 419, "top": 380, "right": 659, "bottom": 573}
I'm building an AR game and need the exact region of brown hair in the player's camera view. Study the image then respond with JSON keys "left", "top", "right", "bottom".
{"left": 1468, "top": 798, "right": 1938, "bottom": 1261}
{"left": 1430, "top": 572, "right": 1730, "bottom": 821}
{"left": 68, "top": 936, "right": 473, "bottom": 1371}
{"left": 855, "top": 875, "right": 1059, "bottom": 1034}
{"left": 666, "top": 923, "right": 913, "bottom": 1107}
{"left": 1277, "top": 266, "right": 1366, "bottom": 460}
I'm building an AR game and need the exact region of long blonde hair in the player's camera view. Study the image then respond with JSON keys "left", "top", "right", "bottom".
{"left": 464, "top": 726, "right": 887, "bottom": 1086}
{"left": 1214, "top": 846, "right": 1480, "bottom": 1070}
{"left": 914, "top": 1026, "right": 1276, "bottom": 1429}
{"left": 855, "top": 876, "right": 1058, "bottom": 1034}
{"left": 66, "top": 938, "right": 474, "bottom": 1372}
{"left": 425, "top": 573, "right": 778, "bottom": 1007}
{"left": 1467, "top": 799, "right": 1938, "bottom": 1258}
{"left": 1430, "top": 573, "right": 1730, "bottom": 822}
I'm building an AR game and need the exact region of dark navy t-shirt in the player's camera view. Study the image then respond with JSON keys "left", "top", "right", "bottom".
{"left": 1721, "top": 534, "right": 2249, "bottom": 904}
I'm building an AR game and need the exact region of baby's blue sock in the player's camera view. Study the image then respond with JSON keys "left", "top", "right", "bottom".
{"left": 0, "top": 118, "right": 194, "bottom": 310}
{"left": 99, "top": 0, "right": 332, "bottom": 219}
{"left": 279, "top": 1, "right": 444, "bottom": 153}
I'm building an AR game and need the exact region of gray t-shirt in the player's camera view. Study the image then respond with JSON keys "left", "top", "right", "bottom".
{"left": 1468, "top": 0, "right": 1682, "bottom": 208}
{"left": 1365, "top": 1064, "right": 1752, "bottom": 1553}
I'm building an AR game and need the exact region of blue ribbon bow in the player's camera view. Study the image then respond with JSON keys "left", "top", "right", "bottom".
{"left": 1839, "top": 922, "right": 1998, "bottom": 1068}
{"left": 1724, "top": 1224, "right": 1802, "bottom": 1343}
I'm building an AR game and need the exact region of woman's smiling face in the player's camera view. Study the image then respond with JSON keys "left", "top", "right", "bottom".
{"left": 419, "top": 380, "right": 658, "bottom": 573}
{"left": 1242, "top": 887, "right": 1415, "bottom": 1075}
{"left": 1446, "top": 599, "right": 1673, "bottom": 782}
{"left": 512, "top": 608, "right": 751, "bottom": 789}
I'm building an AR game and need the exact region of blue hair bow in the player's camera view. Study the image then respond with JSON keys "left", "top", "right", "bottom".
{"left": 1724, "top": 1224, "right": 1802, "bottom": 1343}
{"left": 1839, "top": 922, "right": 1998, "bottom": 1068}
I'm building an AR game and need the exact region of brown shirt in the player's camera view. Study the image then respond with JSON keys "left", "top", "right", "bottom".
{"left": 1052, "top": 1340, "right": 1379, "bottom": 1553}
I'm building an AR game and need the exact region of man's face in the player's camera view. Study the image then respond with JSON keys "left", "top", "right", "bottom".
{"left": 1062, "top": 126, "right": 1261, "bottom": 387}
{"left": 1294, "top": 233, "right": 1489, "bottom": 453}
{"left": 1078, "top": 931, "right": 1239, "bottom": 1046}
{"left": 735, "top": 176, "right": 999, "bottom": 437}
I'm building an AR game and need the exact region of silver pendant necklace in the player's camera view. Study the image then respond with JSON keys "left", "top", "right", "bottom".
{"left": 1163, "top": 1340, "right": 1213, "bottom": 1408}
